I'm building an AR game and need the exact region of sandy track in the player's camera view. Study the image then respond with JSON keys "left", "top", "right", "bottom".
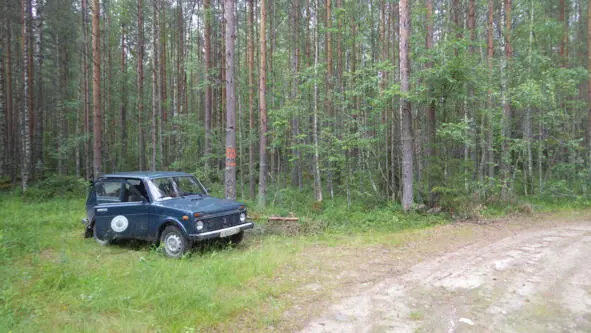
{"left": 300, "top": 222, "right": 591, "bottom": 333}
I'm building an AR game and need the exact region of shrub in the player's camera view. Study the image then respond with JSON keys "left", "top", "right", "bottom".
{"left": 22, "top": 176, "right": 88, "bottom": 202}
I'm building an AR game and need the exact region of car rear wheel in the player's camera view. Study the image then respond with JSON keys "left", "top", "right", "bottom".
{"left": 160, "top": 225, "right": 190, "bottom": 258}
{"left": 93, "top": 223, "right": 111, "bottom": 246}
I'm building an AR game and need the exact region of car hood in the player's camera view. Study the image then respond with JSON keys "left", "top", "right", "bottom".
{"left": 156, "top": 196, "right": 243, "bottom": 215}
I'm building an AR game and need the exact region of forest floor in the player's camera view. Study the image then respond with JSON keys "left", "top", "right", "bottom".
{"left": 2, "top": 194, "right": 591, "bottom": 332}
{"left": 242, "top": 212, "right": 591, "bottom": 332}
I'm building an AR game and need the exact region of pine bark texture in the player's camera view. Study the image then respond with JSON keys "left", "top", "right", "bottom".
{"left": 313, "top": 0, "right": 323, "bottom": 202}
{"left": 486, "top": 0, "right": 495, "bottom": 181}
{"left": 91, "top": 0, "right": 101, "bottom": 178}
{"left": 588, "top": 0, "right": 591, "bottom": 164}
{"left": 258, "top": 0, "right": 268, "bottom": 206}
{"left": 137, "top": 0, "right": 146, "bottom": 170}
{"left": 425, "top": 0, "right": 435, "bottom": 203}
{"left": 0, "top": 14, "right": 5, "bottom": 177}
{"left": 560, "top": 0, "right": 568, "bottom": 66}
{"left": 120, "top": 24, "right": 127, "bottom": 169}
{"left": 21, "top": 0, "right": 32, "bottom": 189}
{"left": 501, "top": 0, "right": 513, "bottom": 198}
{"left": 204, "top": 0, "right": 212, "bottom": 170}
{"left": 399, "top": 0, "right": 413, "bottom": 211}
{"left": 224, "top": 0, "right": 236, "bottom": 200}
{"left": 5, "top": 8, "right": 15, "bottom": 180}
{"left": 81, "top": 0, "right": 91, "bottom": 177}
{"left": 151, "top": 0, "right": 159, "bottom": 171}
{"left": 247, "top": 0, "right": 255, "bottom": 199}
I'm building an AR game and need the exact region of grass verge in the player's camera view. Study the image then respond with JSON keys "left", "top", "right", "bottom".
{"left": 3, "top": 185, "right": 585, "bottom": 332}
{"left": 0, "top": 192, "right": 446, "bottom": 332}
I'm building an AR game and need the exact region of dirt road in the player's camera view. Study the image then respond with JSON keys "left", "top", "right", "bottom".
{"left": 299, "top": 219, "right": 591, "bottom": 333}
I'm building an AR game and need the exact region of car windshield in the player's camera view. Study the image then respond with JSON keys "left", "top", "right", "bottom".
{"left": 146, "top": 176, "right": 207, "bottom": 200}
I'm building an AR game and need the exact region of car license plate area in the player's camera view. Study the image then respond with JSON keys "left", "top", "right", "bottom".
{"left": 220, "top": 227, "right": 239, "bottom": 238}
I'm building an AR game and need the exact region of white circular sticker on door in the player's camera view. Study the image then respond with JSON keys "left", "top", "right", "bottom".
{"left": 111, "top": 215, "right": 129, "bottom": 232}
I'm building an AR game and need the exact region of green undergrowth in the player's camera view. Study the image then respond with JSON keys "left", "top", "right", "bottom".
{"left": 0, "top": 189, "right": 445, "bottom": 332}
{"left": 239, "top": 187, "right": 449, "bottom": 234}
{"left": 1, "top": 177, "right": 588, "bottom": 332}
{"left": 477, "top": 195, "right": 591, "bottom": 219}
{"left": 0, "top": 194, "right": 305, "bottom": 332}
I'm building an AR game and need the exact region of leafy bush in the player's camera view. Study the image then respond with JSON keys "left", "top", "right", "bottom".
{"left": 0, "top": 176, "right": 13, "bottom": 192}
{"left": 22, "top": 176, "right": 88, "bottom": 202}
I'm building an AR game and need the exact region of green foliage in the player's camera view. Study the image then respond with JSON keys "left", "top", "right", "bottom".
{"left": 22, "top": 176, "right": 88, "bottom": 202}
{"left": 242, "top": 186, "right": 448, "bottom": 235}
{"left": 0, "top": 187, "right": 453, "bottom": 332}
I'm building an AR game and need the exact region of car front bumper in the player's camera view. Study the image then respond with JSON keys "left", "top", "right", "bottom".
{"left": 189, "top": 221, "right": 254, "bottom": 241}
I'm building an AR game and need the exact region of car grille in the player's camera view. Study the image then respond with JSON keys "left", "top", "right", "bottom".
{"left": 205, "top": 213, "right": 241, "bottom": 231}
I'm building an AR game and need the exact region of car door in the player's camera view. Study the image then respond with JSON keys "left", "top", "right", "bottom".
{"left": 93, "top": 178, "right": 152, "bottom": 241}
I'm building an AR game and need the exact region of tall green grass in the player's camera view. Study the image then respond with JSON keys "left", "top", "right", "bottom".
{"left": 2, "top": 179, "right": 588, "bottom": 331}
{"left": 0, "top": 182, "right": 447, "bottom": 332}
{"left": 0, "top": 194, "right": 303, "bottom": 332}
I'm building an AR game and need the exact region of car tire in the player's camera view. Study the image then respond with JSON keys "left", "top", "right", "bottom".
{"left": 160, "top": 225, "right": 190, "bottom": 258}
{"left": 84, "top": 226, "right": 93, "bottom": 238}
{"left": 229, "top": 231, "right": 244, "bottom": 245}
{"left": 93, "top": 223, "right": 111, "bottom": 246}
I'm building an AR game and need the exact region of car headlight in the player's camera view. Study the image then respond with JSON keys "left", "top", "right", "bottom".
{"left": 239, "top": 213, "right": 246, "bottom": 223}
{"left": 195, "top": 220, "right": 204, "bottom": 231}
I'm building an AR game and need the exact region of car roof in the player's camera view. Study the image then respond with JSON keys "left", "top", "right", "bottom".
{"left": 101, "top": 171, "right": 192, "bottom": 180}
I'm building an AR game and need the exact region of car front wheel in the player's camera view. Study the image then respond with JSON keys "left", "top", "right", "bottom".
{"left": 93, "top": 223, "right": 111, "bottom": 246}
{"left": 160, "top": 225, "right": 190, "bottom": 258}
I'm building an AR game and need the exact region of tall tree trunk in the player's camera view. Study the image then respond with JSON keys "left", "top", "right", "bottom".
{"left": 425, "top": 0, "right": 435, "bottom": 204}
{"left": 313, "top": 0, "right": 323, "bottom": 202}
{"left": 486, "top": 0, "right": 495, "bottom": 182}
{"left": 21, "top": 0, "right": 32, "bottom": 189}
{"left": 0, "top": 14, "right": 5, "bottom": 177}
{"left": 588, "top": 0, "right": 591, "bottom": 166}
{"left": 220, "top": 0, "right": 226, "bottom": 150}
{"left": 501, "top": 0, "right": 512, "bottom": 199}
{"left": 33, "top": 1, "right": 43, "bottom": 175}
{"left": 57, "top": 34, "right": 65, "bottom": 175}
{"left": 560, "top": 0, "right": 568, "bottom": 67}
{"left": 91, "top": 0, "right": 101, "bottom": 178}
{"left": 468, "top": 0, "right": 476, "bottom": 184}
{"left": 26, "top": 0, "right": 34, "bottom": 177}
{"left": 175, "top": 0, "right": 185, "bottom": 165}
{"left": 151, "top": 0, "right": 160, "bottom": 171}
{"left": 103, "top": 0, "right": 111, "bottom": 173}
{"left": 137, "top": 0, "right": 146, "bottom": 170}
{"left": 6, "top": 12, "right": 15, "bottom": 181}
{"left": 158, "top": 0, "right": 166, "bottom": 166}
{"left": 399, "top": 0, "right": 413, "bottom": 211}
{"left": 224, "top": 0, "right": 236, "bottom": 200}
{"left": 247, "top": 0, "right": 255, "bottom": 198}
{"left": 290, "top": 0, "right": 301, "bottom": 190}
{"left": 204, "top": 0, "right": 212, "bottom": 171}
{"left": 120, "top": 24, "right": 127, "bottom": 170}
{"left": 325, "top": 0, "right": 333, "bottom": 199}
{"left": 258, "top": 0, "right": 268, "bottom": 206}
{"left": 81, "top": 0, "right": 91, "bottom": 178}
{"left": 525, "top": 0, "right": 534, "bottom": 193}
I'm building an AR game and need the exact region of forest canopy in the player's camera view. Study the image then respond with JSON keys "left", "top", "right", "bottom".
{"left": 1, "top": 0, "right": 590, "bottom": 211}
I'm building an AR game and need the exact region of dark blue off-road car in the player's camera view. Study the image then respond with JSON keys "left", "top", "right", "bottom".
{"left": 83, "top": 171, "right": 254, "bottom": 258}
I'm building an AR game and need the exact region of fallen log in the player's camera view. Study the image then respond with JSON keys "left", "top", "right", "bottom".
{"left": 267, "top": 216, "right": 299, "bottom": 222}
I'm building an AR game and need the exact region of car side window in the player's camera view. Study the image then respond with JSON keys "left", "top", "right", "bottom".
{"left": 96, "top": 180, "right": 123, "bottom": 204}
{"left": 151, "top": 177, "right": 176, "bottom": 199}
{"left": 124, "top": 179, "right": 149, "bottom": 202}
